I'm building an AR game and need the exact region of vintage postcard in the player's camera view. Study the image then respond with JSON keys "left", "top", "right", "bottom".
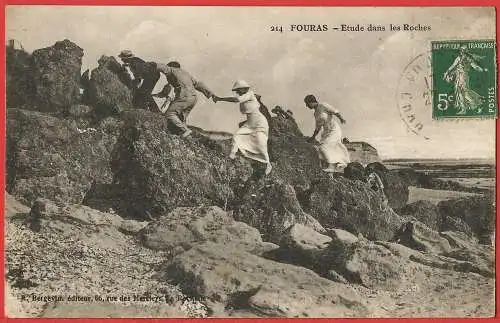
{"left": 4, "top": 6, "right": 496, "bottom": 318}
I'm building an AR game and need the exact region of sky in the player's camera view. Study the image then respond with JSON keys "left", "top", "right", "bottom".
{"left": 6, "top": 6, "right": 497, "bottom": 159}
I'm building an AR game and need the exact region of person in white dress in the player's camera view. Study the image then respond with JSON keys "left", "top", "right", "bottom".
{"left": 304, "top": 94, "right": 350, "bottom": 173}
{"left": 213, "top": 80, "right": 272, "bottom": 175}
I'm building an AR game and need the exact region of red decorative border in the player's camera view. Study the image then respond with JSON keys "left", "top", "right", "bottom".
{"left": 0, "top": 1, "right": 498, "bottom": 323}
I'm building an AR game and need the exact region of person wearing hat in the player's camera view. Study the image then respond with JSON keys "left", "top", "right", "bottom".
{"left": 212, "top": 80, "right": 272, "bottom": 175}
{"left": 155, "top": 61, "right": 215, "bottom": 137}
{"left": 304, "top": 94, "right": 350, "bottom": 173}
{"left": 118, "top": 50, "right": 160, "bottom": 111}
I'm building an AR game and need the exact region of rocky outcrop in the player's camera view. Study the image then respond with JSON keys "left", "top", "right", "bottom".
{"left": 6, "top": 109, "right": 122, "bottom": 206}
{"left": 395, "top": 221, "right": 452, "bottom": 254}
{"left": 6, "top": 192, "right": 495, "bottom": 318}
{"left": 234, "top": 177, "right": 325, "bottom": 244}
{"left": 110, "top": 110, "right": 253, "bottom": 219}
{"left": 377, "top": 240, "right": 494, "bottom": 278}
{"left": 28, "top": 198, "right": 148, "bottom": 234}
{"left": 267, "top": 116, "right": 323, "bottom": 189}
{"left": 274, "top": 223, "right": 332, "bottom": 269}
{"left": 31, "top": 40, "right": 84, "bottom": 112}
{"left": 306, "top": 177, "right": 405, "bottom": 241}
{"left": 322, "top": 235, "right": 412, "bottom": 290}
{"left": 439, "top": 231, "right": 494, "bottom": 274}
{"left": 343, "top": 162, "right": 366, "bottom": 181}
{"left": 365, "top": 162, "right": 409, "bottom": 209}
{"left": 398, "top": 200, "right": 441, "bottom": 231}
{"left": 398, "top": 197, "right": 495, "bottom": 246}
{"left": 343, "top": 162, "right": 409, "bottom": 210}
{"left": 273, "top": 227, "right": 413, "bottom": 290}
{"left": 163, "top": 241, "right": 370, "bottom": 317}
{"left": 438, "top": 196, "right": 495, "bottom": 244}
{"left": 87, "top": 56, "right": 133, "bottom": 117}
{"left": 139, "top": 205, "right": 277, "bottom": 255}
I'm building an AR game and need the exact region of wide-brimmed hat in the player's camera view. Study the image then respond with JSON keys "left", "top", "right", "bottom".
{"left": 232, "top": 80, "right": 250, "bottom": 91}
{"left": 118, "top": 49, "right": 134, "bottom": 59}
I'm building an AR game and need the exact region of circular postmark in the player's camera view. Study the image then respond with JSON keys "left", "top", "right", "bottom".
{"left": 396, "top": 52, "right": 432, "bottom": 140}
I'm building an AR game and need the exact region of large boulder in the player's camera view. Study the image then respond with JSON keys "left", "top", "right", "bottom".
{"left": 273, "top": 227, "right": 413, "bottom": 290}
{"left": 395, "top": 221, "right": 452, "bottom": 254}
{"left": 438, "top": 195, "right": 495, "bottom": 244}
{"left": 320, "top": 234, "right": 412, "bottom": 290}
{"left": 271, "top": 223, "right": 332, "bottom": 268}
{"left": 234, "top": 177, "right": 325, "bottom": 244}
{"left": 377, "top": 240, "right": 494, "bottom": 278}
{"left": 27, "top": 198, "right": 148, "bottom": 234}
{"left": 6, "top": 109, "right": 122, "bottom": 206}
{"left": 398, "top": 200, "right": 441, "bottom": 231}
{"left": 267, "top": 116, "right": 323, "bottom": 189}
{"left": 139, "top": 206, "right": 277, "bottom": 255}
{"left": 87, "top": 56, "right": 133, "bottom": 117}
{"left": 110, "top": 110, "right": 253, "bottom": 219}
{"left": 306, "top": 177, "right": 405, "bottom": 241}
{"left": 343, "top": 162, "right": 366, "bottom": 181}
{"left": 163, "top": 241, "right": 370, "bottom": 317}
{"left": 439, "top": 231, "right": 494, "bottom": 273}
{"left": 382, "top": 172, "right": 410, "bottom": 209}
{"left": 31, "top": 40, "right": 84, "bottom": 112}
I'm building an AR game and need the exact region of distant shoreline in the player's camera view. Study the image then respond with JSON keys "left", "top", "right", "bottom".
{"left": 384, "top": 158, "right": 495, "bottom": 165}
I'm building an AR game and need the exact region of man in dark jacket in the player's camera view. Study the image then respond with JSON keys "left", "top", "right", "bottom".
{"left": 118, "top": 50, "right": 160, "bottom": 111}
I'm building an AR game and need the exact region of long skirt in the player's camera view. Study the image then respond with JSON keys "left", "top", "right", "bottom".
{"left": 233, "top": 112, "right": 270, "bottom": 164}
{"left": 317, "top": 124, "right": 350, "bottom": 166}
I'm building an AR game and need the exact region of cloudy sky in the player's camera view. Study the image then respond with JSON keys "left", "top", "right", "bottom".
{"left": 6, "top": 6, "right": 496, "bottom": 159}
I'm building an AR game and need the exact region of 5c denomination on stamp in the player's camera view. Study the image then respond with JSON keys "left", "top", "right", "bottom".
{"left": 431, "top": 40, "right": 497, "bottom": 119}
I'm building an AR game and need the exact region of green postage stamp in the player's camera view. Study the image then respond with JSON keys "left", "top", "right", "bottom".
{"left": 431, "top": 40, "right": 497, "bottom": 119}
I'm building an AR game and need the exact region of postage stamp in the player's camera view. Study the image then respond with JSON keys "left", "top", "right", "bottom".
{"left": 431, "top": 40, "right": 497, "bottom": 119}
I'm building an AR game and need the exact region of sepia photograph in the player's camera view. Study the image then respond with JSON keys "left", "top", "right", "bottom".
{"left": 4, "top": 6, "right": 497, "bottom": 318}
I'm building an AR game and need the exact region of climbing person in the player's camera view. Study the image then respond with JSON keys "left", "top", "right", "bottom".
{"left": 304, "top": 94, "right": 350, "bottom": 173}
{"left": 212, "top": 80, "right": 272, "bottom": 175}
{"left": 118, "top": 50, "right": 160, "bottom": 111}
{"left": 155, "top": 61, "right": 215, "bottom": 137}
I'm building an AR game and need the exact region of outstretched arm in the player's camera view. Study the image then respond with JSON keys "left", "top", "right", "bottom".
{"left": 334, "top": 112, "right": 346, "bottom": 124}
{"left": 213, "top": 96, "right": 239, "bottom": 103}
{"left": 192, "top": 77, "right": 215, "bottom": 99}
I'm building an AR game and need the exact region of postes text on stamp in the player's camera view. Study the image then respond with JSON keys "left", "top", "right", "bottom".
{"left": 431, "top": 40, "right": 497, "bottom": 119}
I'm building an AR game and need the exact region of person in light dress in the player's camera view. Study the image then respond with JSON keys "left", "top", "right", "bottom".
{"left": 304, "top": 94, "right": 350, "bottom": 173}
{"left": 213, "top": 80, "right": 272, "bottom": 175}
